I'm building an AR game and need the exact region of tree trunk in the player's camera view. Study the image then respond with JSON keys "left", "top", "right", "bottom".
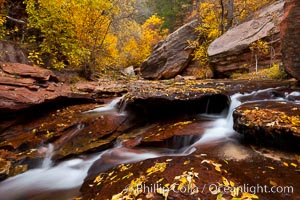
{"left": 255, "top": 54, "right": 258, "bottom": 73}
{"left": 226, "top": 0, "right": 234, "bottom": 30}
{"left": 219, "top": 0, "right": 224, "bottom": 34}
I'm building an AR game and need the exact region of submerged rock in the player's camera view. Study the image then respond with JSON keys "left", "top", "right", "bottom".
{"left": 140, "top": 20, "right": 199, "bottom": 80}
{"left": 233, "top": 101, "right": 300, "bottom": 149}
{"left": 0, "top": 103, "right": 131, "bottom": 178}
{"left": 208, "top": 1, "right": 284, "bottom": 77}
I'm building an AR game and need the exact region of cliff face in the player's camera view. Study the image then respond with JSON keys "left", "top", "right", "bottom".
{"left": 281, "top": 0, "right": 300, "bottom": 80}
{"left": 208, "top": 1, "right": 284, "bottom": 77}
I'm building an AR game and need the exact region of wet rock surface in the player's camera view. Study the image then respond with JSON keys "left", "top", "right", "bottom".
{"left": 0, "top": 78, "right": 297, "bottom": 179}
{"left": 0, "top": 77, "right": 299, "bottom": 199}
{"left": 233, "top": 101, "right": 300, "bottom": 150}
{"left": 81, "top": 140, "right": 300, "bottom": 200}
{"left": 0, "top": 103, "right": 133, "bottom": 179}
{"left": 123, "top": 80, "right": 229, "bottom": 118}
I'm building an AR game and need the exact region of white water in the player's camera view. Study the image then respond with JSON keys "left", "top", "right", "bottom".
{"left": 41, "top": 144, "right": 54, "bottom": 168}
{"left": 85, "top": 96, "right": 123, "bottom": 113}
{"left": 0, "top": 88, "right": 288, "bottom": 199}
{"left": 286, "top": 91, "right": 300, "bottom": 103}
{"left": 191, "top": 93, "right": 242, "bottom": 146}
{"left": 193, "top": 88, "right": 278, "bottom": 145}
{"left": 0, "top": 153, "right": 101, "bottom": 200}
{"left": 0, "top": 145, "right": 162, "bottom": 200}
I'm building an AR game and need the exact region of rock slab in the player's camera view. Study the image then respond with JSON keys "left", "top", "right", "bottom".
{"left": 208, "top": 1, "right": 284, "bottom": 77}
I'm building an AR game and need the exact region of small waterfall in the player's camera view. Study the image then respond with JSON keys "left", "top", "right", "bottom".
{"left": 192, "top": 88, "right": 277, "bottom": 146}
{"left": 205, "top": 98, "right": 211, "bottom": 114}
{"left": 41, "top": 144, "right": 54, "bottom": 168}
{"left": 286, "top": 91, "right": 300, "bottom": 103}
{"left": 85, "top": 96, "right": 123, "bottom": 113}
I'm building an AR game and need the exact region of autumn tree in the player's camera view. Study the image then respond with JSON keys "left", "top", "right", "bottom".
{"left": 117, "top": 14, "right": 168, "bottom": 67}
{"left": 24, "top": 0, "right": 134, "bottom": 77}
{"left": 193, "top": 0, "right": 275, "bottom": 70}
{"left": 193, "top": 1, "right": 222, "bottom": 66}
{"left": 250, "top": 39, "right": 270, "bottom": 73}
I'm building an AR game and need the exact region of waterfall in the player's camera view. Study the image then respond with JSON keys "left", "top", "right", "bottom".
{"left": 192, "top": 88, "right": 277, "bottom": 146}
{"left": 41, "top": 144, "right": 54, "bottom": 168}
{"left": 85, "top": 96, "right": 123, "bottom": 113}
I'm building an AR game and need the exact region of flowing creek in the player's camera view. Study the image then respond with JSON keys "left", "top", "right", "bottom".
{"left": 0, "top": 88, "right": 299, "bottom": 199}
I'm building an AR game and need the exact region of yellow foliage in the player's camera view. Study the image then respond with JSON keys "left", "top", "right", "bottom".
{"left": 231, "top": 63, "right": 287, "bottom": 80}
{"left": 117, "top": 14, "right": 168, "bottom": 67}
{"left": 193, "top": 2, "right": 221, "bottom": 67}
{"left": 25, "top": 0, "right": 146, "bottom": 71}
{"left": 146, "top": 162, "right": 167, "bottom": 175}
{"left": 193, "top": 0, "right": 275, "bottom": 73}
{"left": 250, "top": 39, "right": 270, "bottom": 55}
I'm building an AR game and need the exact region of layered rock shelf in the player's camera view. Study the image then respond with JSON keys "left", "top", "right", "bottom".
{"left": 233, "top": 101, "right": 300, "bottom": 149}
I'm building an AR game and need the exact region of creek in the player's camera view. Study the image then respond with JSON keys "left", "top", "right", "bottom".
{"left": 0, "top": 87, "right": 299, "bottom": 200}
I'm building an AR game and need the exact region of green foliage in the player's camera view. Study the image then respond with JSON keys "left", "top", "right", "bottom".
{"left": 145, "top": 0, "right": 193, "bottom": 31}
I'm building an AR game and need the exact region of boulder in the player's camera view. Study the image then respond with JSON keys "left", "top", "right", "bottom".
{"left": 281, "top": 0, "right": 300, "bottom": 80}
{"left": 208, "top": 1, "right": 284, "bottom": 77}
{"left": 140, "top": 20, "right": 199, "bottom": 79}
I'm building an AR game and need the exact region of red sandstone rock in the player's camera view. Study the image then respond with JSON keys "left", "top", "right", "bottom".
{"left": 1, "top": 62, "right": 56, "bottom": 81}
{"left": 281, "top": 0, "right": 300, "bottom": 80}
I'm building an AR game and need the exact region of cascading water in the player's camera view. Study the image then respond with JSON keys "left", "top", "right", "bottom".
{"left": 41, "top": 144, "right": 54, "bottom": 168}
{"left": 85, "top": 96, "right": 124, "bottom": 113}
{"left": 192, "top": 88, "right": 281, "bottom": 146}
{"left": 0, "top": 150, "right": 102, "bottom": 200}
{"left": 0, "top": 88, "right": 291, "bottom": 199}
